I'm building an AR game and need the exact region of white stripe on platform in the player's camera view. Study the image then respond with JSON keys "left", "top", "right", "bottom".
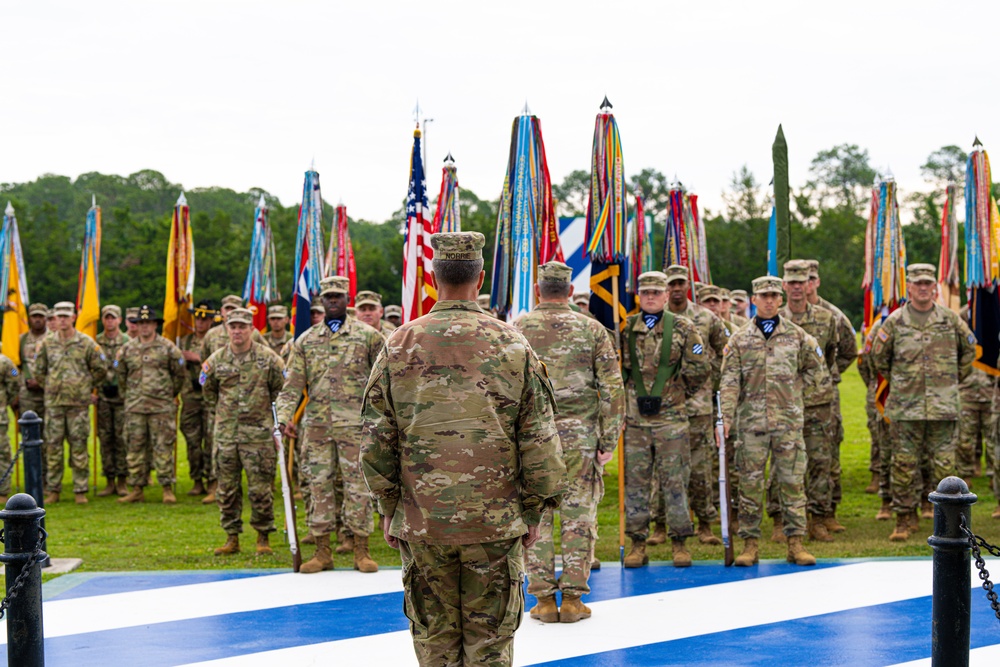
{"left": 0, "top": 569, "right": 404, "bottom": 643}
{"left": 177, "top": 561, "right": 990, "bottom": 667}
{"left": 887, "top": 643, "right": 1000, "bottom": 667}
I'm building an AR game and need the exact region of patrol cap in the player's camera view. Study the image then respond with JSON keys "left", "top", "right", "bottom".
{"left": 697, "top": 284, "right": 721, "bottom": 302}
{"left": 573, "top": 293, "right": 590, "bottom": 306}
{"left": 720, "top": 289, "right": 732, "bottom": 302}
{"left": 752, "top": 276, "right": 784, "bottom": 295}
{"left": 384, "top": 304, "right": 402, "bottom": 318}
{"left": 906, "top": 263, "right": 937, "bottom": 283}
{"left": 476, "top": 294, "right": 491, "bottom": 309}
{"left": 52, "top": 301, "right": 75, "bottom": 317}
{"left": 101, "top": 305, "right": 122, "bottom": 319}
{"left": 267, "top": 305, "right": 288, "bottom": 318}
{"left": 221, "top": 294, "right": 243, "bottom": 309}
{"left": 310, "top": 303, "right": 324, "bottom": 314}
{"left": 226, "top": 307, "right": 254, "bottom": 325}
{"left": 27, "top": 303, "right": 48, "bottom": 316}
{"left": 189, "top": 300, "right": 216, "bottom": 320}
{"left": 125, "top": 307, "right": 140, "bottom": 320}
{"left": 347, "top": 306, "right": 356, "bottom": 316}
{"left": 805, "top": 259, "right": 820, "bottom": 279}
{"left": 731, "top": 289, "right": 749, "bottom": 303}
{"left": 355, "top": 291, "right": 382, "bottom": 308}
{"left": 537, "top": 261, "right": 572, "bottom": 284}
{"left": 45, "top": 309, "right": 55, "bottom": 319}
{"left": 664, "top": 265, "right": 689, "bottom": 283}
{"left": 430, "top": 231, "right": 485, "bottom": 261}
{"left": 638, "top": 271, "right": 669, "bottom": 291}
{"left": 320, "top": 276, "right": 350, "bottom": 296}
{"left": 130, "top": 304, "right": 163, "bottom": 323}
{"left": 783, "top": 259, "right": 811, "bottom": 283}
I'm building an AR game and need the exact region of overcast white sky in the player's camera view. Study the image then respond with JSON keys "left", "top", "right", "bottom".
{"left": 1, "top": 1, "right": 996, "bottom": 221}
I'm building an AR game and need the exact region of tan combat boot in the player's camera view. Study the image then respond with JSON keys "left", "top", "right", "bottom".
{"left": 888, "top": 513, "right": 910, "bottom": 542}
{"left": 992, "top": 504, "right": 1000, "bottom": 520}
{"left": 74, "top": 492, "right": 88, "bottom": 505}
{"left": 864, "top": 472, "right": 880, "bottom": 494}
{"left": 300, "top": 534, "right": 335, "bottom": 573}
{"left": 808, "top": 513, "right": 834, "bottom": 542}
{"left": 824, "top": 506, "right": 846, "bottom": 533}
{"left": 301, "top": 532, "right": 316, "bottom": 545}
{"left": 214, "top": 534, "right": 240, "bottom": 555}
{"left": 786, "top": 536, "right": 816, "bottom": 566}
{"left": 734, "top": 538, "right": 759, "bottom": 567}
{"left": 118, "top": 486, "right": 145, "bottom": 503}
{"left": 907, "top": 511, "right": 920, "bottom": 533}
{"left": 623, "top": 539, "right": 648, "bottom": 568}
{"left": 256, "top": 531, "right": 273, "bottom": 555}
{"left": 646, "top": 522, "right": 667, "bottom": 546}
{"left": 97, "top": 478, "right": 117, "bottom": 497}
{"left": 590, "top": 558, "right": 601, "bottom": 571}
{"left": 353, "top": 535, "right": 378, "bottom": 573}
{"left": 162, "top": 485, "right": 177, "bottom": 504}
{"left": 697, "top": 521, "right": 722, "bottom": 546}
{"left": 671, "top": 538, "right": 692, "bottom": 567}
{"left": 875, "top": 499, "right": 892, "bottom": 520}
{"left": 770, "top": 516, "right": 786, "bottom": 543}
{"left": 187, "top": 479, "right": 206, "bottom": 496}
{"left": 920, "top": 500, "right": 934, "bottom": 519}
{"left": 529, "top": 595, "right": 559, "bottom": 623}
{"left": 201, "top": 480, "right": 218, "bottom": 505}
{"left": 43, "top": 491, "right": 59, "bottom": 504}
{"left": 559, "top": 596, "right": 592, "bottom": 623}
{"left": 335, "top": 532, "right": 355, "bottom": 555}
{"left": 115, "top": 475, "right": 128, "bottom": 496}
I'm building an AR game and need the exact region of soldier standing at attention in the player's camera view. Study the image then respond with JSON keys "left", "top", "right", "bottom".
{"left": 383, "top": 304, "right": 402, "bottom": 328}
{"left": 957, "top": 305, "right": 992, "bottom": 486}
{"left": 277, "top": 275, "right": 384, "bottom": 574}
{"left": 720, "top": 276, "right": 823, "bottom": 567}
{"left": 124, "top": 307, "right": 139, "bottom": 339}
{"left": 515, "top": 261, "right": 624, "bottom": 623}
{"left": 0, "top": 352, "right": 20, "bottom": 503}
{"left": 95, "top": 305, "right": 130, "bottom": 497}
{"left": 179, "top": 301, "right": 217, "bottom": 499}
{"left": 622, "top": 271, "right": 709, "bottom": 568}
{"left": 872, "top": 264, "right": 976, "bottom": 541}
{"left": 265, "top": 305, "right": 292, "bottom": 356}
{"left": 35, "top": 302, "right": 106, "bottom": 504}
{"left": 201, "top": 295, "right": 267, "bottom": 360}
{"left": 362, "top": 231, "right": 564, "bottom": 667}
{"left": 18, "top": 303, "right": 49, "bottom": 421}
{"left": 201, "top": 308, "right": 285, "bottom": 556}
{"left": 355, "top": 290, "right": 396, "bottom": 335}
{"left": 309, "top": 303, "right": 325, "bottom": 326}
{"left": 859, "top": 318, "right": 892, "bottom": 519}
{"left": 115, "top": 306, "right": 188, "bottom": 504}
{"left": 730, "top": 290, "right": 751, "bottom": 321}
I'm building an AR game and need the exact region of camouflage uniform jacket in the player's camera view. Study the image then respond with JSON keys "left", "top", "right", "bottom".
{"left": 17, "top": 330, "right": 47, "bottom": 391}
{"left": 621, "top": 311, "right": 710, "bottom": 426}
{"left": 276, "top": 315, "right": 384, "bottom": 428}
{"left": 515, "top": 302, "right": 625, "bottom": 453}
{"left": 779, "top": 303, "right": 837, "bottom": 407}
{"left": 725, "top": 314, "right": 750, "bottom": 332}
{"left": 816, "top": 296, "right": 858, "bottom": 382}
{"left": 178, "top": 332, "right": 209, "bottom": 400}
{"left": 115, "top": 334, "right": 187, "bottom": 414}
{"left": 35, "top": 330, "right": 106, "bottom": 407}
{"left": 872, "top": 303, "right": 977, "bottom": 421}
{"left": 201, "top": 342, "right": 285, "bottom": 443}
{"left": 958, "top": 306, "right": 993, "bottom": 404}
{"left": 361, "top": 300, "right": 564, "bottom": 545}
{"left": 858, "top": 319, "right": 883, "bottom": 391}
{"left": 265, "top": 330, "right": 292, "bottom": 356}
{"left": 0, "top": 355, "right": 20, "bottom": 425}
{"left": 380, "top": 320, "right": 397, "bottom": 334}
{"left": 720, "top": 317, "right": 824, "bottom": 435}
{"left": 199, "top": 324, "right": 267, "bottom": 361}
{"left": 95, "top": 330, "right": 130, "bottom": 404}
{"left": 673, "top": 301, "right": 729, "bottom": 416}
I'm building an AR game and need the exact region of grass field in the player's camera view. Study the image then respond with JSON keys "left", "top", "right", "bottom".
{"left": 19, "top": 363, "right": 1000, "bottom": 576}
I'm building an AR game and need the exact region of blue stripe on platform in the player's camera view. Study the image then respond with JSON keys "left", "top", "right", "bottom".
{"left": 46, "top": 570, "right": 283, "bottom": 601}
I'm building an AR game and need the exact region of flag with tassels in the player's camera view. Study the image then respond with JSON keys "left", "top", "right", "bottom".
{"left": 401, "top": 126, "right": 436, "bottom": 322}
{"left": 491, "top": 106, "right": 562, "bottom": 320}
{"left": 243, "top": 195, "right": 279, "bottom": 332}
{"left": 163, "top": 192, "right": 196, "bottom": 343}
{"left": 937, "top": 184, "right": 960, "bottom": 311}
{"left": 965, "top": 138, "right": 1000, "bottom": 375}
{"left": 0, "top": 201, "right": 29, "bottom": 366}
{"left": 432, "top": 153, "right": 461, "bottom": 234}
{"left": 325, "top": 202, "right": 357, "bottom": 305}
{"left": 660, "top": 182, "right": 709, "bottom": 295}
{"left": 291, "top": 169, "right": 325, "bottom": 339}
{"left": 76, "top": 196, "right": 101, "bottom": 340}
{"left": 626, "top": 192, "right": 654, "bottom": 301}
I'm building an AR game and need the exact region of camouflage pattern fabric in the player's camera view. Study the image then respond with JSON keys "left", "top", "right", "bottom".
{"left": 859, "top": 319, "right": 892, "bottom": 498}
{"left": 215, "top": 440, "right": 277, "bottom": 534}
{"left": 958, "top": 403, "right": 990, "bottom": 479}
{"left": 815, "top": 296, "right": 858, "bottom": 382}
{"left": 266, "top": 330, "right": 292, "bottom": 356}
{"left": 35, "top": 330, "right": 106, "bottom": 407}
{"left": 890, "top": 420, "right": 958, "bottom": 513}
{"left": 768, "top": 402, "right": 834, "bottom": 517}
{"left": 738, "top": 430, "right": 807, "bottom": 538}
{"left": 18, "top": 330, "right": 47, "bottom": 421}
{"left": 686, "top": 414, "right": 718, "bottom": 522}
{"left": 399, "top": 537, "right": 523, "bottom": 667}
{"left": 44, "top": 406, "right": 91, "bottom": 494}
{"left": 199, "top": 324, "right": 267, "bottom": 361}
{"left": 779, "top": 303, "right": 837, "bottom": 408}
{"left": 123, "top": 412, "right": 176, "bottom": 487}
{"left": 625, "top": 422, "right": 693, "bottom": 540}
{"left": 298, "top": 423, "right": 346, "bottom": 537}
{"left": 115, "top": 335, "right": 187, "bottom": 414}
{"left": 674, "top": 301, "right": 729, "bottom": 416}
{"left": 96, "top": 330, "right": 129, "bottom": 479}
{"left": 178, "top": 332, "right": 214, "bottom": 482}
{"left": 0, "top": 355, "right": 21, "bottom": 494}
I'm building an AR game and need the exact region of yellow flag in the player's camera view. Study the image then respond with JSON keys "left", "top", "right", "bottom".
{"left": 163, "top": 194, "right": 195, "bottom": 343}
{"left": 76, "top": 202, "right": 101, "bottom": 340}
{"left": 1, "top": 245, "right": 28, "bottom": 366}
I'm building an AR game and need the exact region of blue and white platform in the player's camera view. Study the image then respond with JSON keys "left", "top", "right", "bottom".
{"left": 9, "top": 559, "right": 1000, "bottom": 666}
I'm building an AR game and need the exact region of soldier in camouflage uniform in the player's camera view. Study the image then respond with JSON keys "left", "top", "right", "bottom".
{"left": 355, "top": 290, "right": 397, "bottom": 335}
{"left": 95, "top": 305, "right": 130, "bottom": 497}
{"left": 124, "top": 307, "right": 139, "bottom": 338}
{"left": 383, "top": 304, "right": 402, "bottom": 328}
{"left": 0, "top": 354, "right": 20, "bottom": 502}
{"left": 277, "top": 275, "right": 384, "bottom": 574}
{"left": 115, "top": 305, "right": 188, "bottom": 504}
{"left": 770, "top": 261, "right": 839, "bottom": 543}
{"left": 858, "top": 318, "right": 892, "bottom": 519}
{"left": 178, "top": 301, "right": 217, "bottom": 498}
{"left": 731, "top": 289, "right": 750, "bottom": 321}
{"left": 514, "top": 261, "right": 624, "bottom": 623}
{"left": 35, "top": 302, "right": 107, "bottom": 504}
{"left": 872, "top": 264, "right": 976, "bottom": 541}
{"left": 622, "top": 271, "right": 710, "bottom": 568}
{"left": 362, "top": 231, "right": 564, "bottom": 667}
{"left": 720, "top": 276, "right": 823, "bottom": 567}
{"left": 18, "top": 303, "right": 49, "bottom": 422}
{"left": 957, "top": 305, "right": 992, "bottom": 485}
{"left": 201, "top": 308, "right": 285, "bottom": 556}
{"left": 573, "top": 292, "right": 591, "bottom": 316}
{"left": 265, "top": 305, "right": 292, "bottom": 356}
{"left": 722, "top": 289, "right": 750, "bottom": 329}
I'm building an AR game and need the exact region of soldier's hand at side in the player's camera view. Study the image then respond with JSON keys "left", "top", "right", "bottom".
{"left": 181, "top": 350, "right": 201, "bottom": 363}
{"left": 523, "top": 524, "right": 540, "bottom": 549}
{"left": 25, "top": 379, "right": 39, "bottom": 390}
{"left": 382, "top": 516, "right": 399, "bottom": 550}
{"left": 90, "top": 393, "right": 99, "bottom": 405}
{"left": 281, "top": 423, "right": 297, "bottom": 439}
{"left": 596, "top": 450, "right": 613, "bottom": 465}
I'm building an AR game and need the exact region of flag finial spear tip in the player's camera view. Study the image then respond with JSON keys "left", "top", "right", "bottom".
{"left": 257, "top": 194, "right": 266, "bottom": 208}
{"left": 92, "top": 194, "right": 96, "bottom": 207}
{"left": 600, "top": 95, "right": 612, "bottom": 112}
{"left": 176, "top": 191, "right": 187, "bottom": 207}
{"left": 337, "top": 198, "right": 344, "bottom": 208}
{"left": 521, "top": 100, "right": 531, "bottom": 116}
{"left": 444, "top": 151, "right": 455, "bottom": 165}
{"left": 413, "top": 99, "right": 421, "bottom": 124}
{"left": 4, "top": 201, "right": 12, "bottom": 216}
{"left": 974, "top": 135, "right": 983, "bottom": 148}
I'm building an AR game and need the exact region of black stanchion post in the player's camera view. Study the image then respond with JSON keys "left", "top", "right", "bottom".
{"left": 0, "top": 493, "right": 47, "bottom": 667}
{"left": 928, "top": 476, "right": 977, "bottom": 667}
{"left": 17, "top": 411, "right": 48, "bottom": 568}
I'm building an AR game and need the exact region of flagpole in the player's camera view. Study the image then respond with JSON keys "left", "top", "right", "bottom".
{"left": 612, "top": 265, "right": 625, "bottom": 565}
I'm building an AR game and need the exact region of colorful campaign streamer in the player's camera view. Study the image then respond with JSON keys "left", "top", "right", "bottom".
{"left": 432, "top": 153, "right": 461, "bottom": 234}
{"left": 862, "top": 174, "right": 907, "bottom": 330}
{"left": 163, "top": 192, "right": 195, "bottom": 342}
{"left": 965, "top": 139, "right": 1000, "bottom": 375}
{"left": 243, "top": 194, "right": 279, "bottom": 331}
{"left": 325, "top": 202, "right": 357, "bottom": 305}
{"left": 291, "top": 170, "right": 325, "bottom": 338}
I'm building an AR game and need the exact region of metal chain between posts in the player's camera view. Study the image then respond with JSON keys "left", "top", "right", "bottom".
{"left": 0, "top": 442, "right": 24, "bottom": 491}
{"left": 0, "top": 520, "right": 46, "bottom": 621}
{"left": 959, "top": 514, "right": 1000, "bottom": 622}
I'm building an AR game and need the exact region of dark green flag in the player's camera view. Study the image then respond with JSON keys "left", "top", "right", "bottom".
{"left": 772, "top": 125, "right": 790, "bottom": 267}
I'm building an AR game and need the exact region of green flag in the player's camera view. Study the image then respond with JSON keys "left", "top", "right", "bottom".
{"left": 772, "top": 124, "right": 790, "bottom": 267}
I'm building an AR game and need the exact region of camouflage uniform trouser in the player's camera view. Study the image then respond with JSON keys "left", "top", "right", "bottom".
{"left": 830, "top": 387, "right": 843, "bottom": 506}
{"left": 527, "top": 449, "right": 603, "bottom": 599}
{"left": 19, "top": 390, "right": 44, "bottom": 422}
{"left": 400, "top": 537, "right": 523, "bottom": 667}
{"left": 180, "top": 395, "right": 215, "bottom": 483}
{"left": 0, "top": 425, "right": 11, "bottom": 495}
{"left": 97, "top": 399, "right": 127, "bottom": 479}
{"left": 958, "top": 403, "right": 991, "bottom": 478}
{"left": 890, "top": 420, "right": 957, "bottom": 514}
{"left": 736, "top": 429, "right": 807, "bottom": 539}
{"left": 876, "top": 416, "right": 892, "bottom": 501}
{"left": 44, "top": 405, "right": 90, "bottom": 494}
{"left": 767, "top": 403, "right": 833, "bottom": 518}
{"left": 304, "top": 424, "right": 369, "bottom": 538}
{"left": 866, "top": 392, "right": 881, "bottom": 475}
{"left": 216, "top": 439, "right": 276, "bottom": 535}
{"left": 625, "top": 420, "right": 693, "bottom": 541}
{"left": 125, "top": 411, "right": 177, "bottom": 487}
{"left": 686, "top": 414, "right": 718, "bottom": 523}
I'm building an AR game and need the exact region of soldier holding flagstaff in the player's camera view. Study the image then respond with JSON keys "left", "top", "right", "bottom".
{"left": 95, "top": 305, "right": 130, "bottom": 497}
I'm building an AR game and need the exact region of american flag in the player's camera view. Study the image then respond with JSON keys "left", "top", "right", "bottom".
{"left": 401, "top": 127, "right": 436, "bottom": 322}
